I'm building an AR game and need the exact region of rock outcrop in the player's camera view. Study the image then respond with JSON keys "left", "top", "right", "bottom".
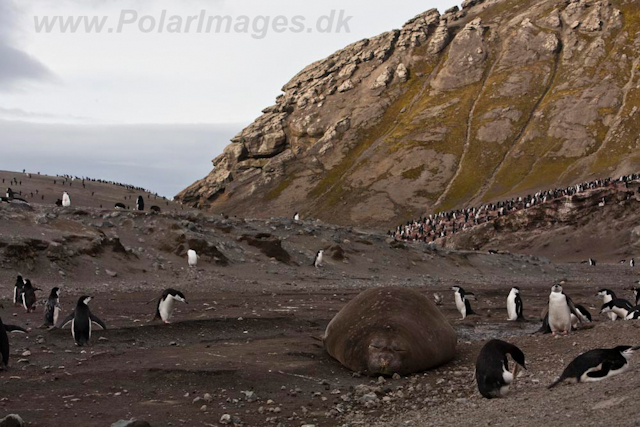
{"left": 177, "top": 0, "right": 640, "bottom": 228}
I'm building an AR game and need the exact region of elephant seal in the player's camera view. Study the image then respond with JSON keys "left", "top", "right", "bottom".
{"left": 323, "top": 287, "right": 457, "bottom": 376}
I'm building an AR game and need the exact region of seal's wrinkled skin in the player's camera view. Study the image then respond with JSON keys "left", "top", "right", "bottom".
{"left": 323, "top": 287, "right": 457, "bottom": 376}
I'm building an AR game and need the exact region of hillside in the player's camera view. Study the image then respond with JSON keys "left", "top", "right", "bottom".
{"left": 176, "top": 0, "right": 640, "bottom": 228}
{"left": 0, "top": 170, "right": 183, "bottom": 212}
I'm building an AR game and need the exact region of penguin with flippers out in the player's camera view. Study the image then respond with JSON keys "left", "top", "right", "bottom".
{"left": 56, "top": 296, "right": 106, "bottom": 346}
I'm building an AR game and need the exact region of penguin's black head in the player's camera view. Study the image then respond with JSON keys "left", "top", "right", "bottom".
{"left": 78, "top": 296, "right": 92, "bottom": 306}
{"left": 24, "top": 279, "right": 32, "bottom": 289}
{"left": 597, "top": 288, "right": 614, "bottom": 297}
{"left": 511, "top": 287, "right": 520, "bottom": 294}
{"left": 509, "top": 346, "right": 526, "bottom": 369}
{"left": 551, "top": 284, "right": 563, "bottom": 293}
{"left": 166, "top": 289, "right": 187, "bottom": 304}
{"left": 616, "top": 346, "right": 639, "bottom": 360}
{"left": 451, "top": 286, "right": 462, "bottom": 293}
{"left": 50, "top": 287, "right": 60, "bottom": 298}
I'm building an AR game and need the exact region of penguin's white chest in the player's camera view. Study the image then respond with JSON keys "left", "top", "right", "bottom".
{"left": 506, "top": 293, "right": 517, "bottom": 320}
{"left": 549, "top": 293, "right": 571, "bottom": 332}
{"left": 315, "top": 253, "right": 323, "bottom": 266}
{"left": 602, "top": 295, "right": 617, "bottom": 321}
{"left": 454, "top": 293, "right": 466, "bottom": 318}
{"left": 187, "top": 251, "right": 198, "bottom": 266}
{"left": 62, "top": 194, "right": 71, "bottom": 207}
{"left": 53, "top": 305, "right": 61, "bottom": 326}
{"left": 159, "top": 298, "right": 175, "bottom": 321}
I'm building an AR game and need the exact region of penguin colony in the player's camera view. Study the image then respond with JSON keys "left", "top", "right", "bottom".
{"left": 393, "top": 174, "right": 640, "bottom": 243}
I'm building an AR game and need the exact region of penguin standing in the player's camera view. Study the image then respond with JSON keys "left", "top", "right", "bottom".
{"left": 293, "top": 212, "right": 300, "bottom": 221}
{"left": 136, "top": 195, "right": 144, "bottom": 211}
{"left": 21, "top": 280, "right": 38, "bottom": 313}
{"left": 475, "top": 339, "right": 526, "bottom": 398}
{"left": 154, "top": 289, "right": 188, "bottom": 324}
{"left": 13, "top": 275, "right": 25, "bottom": 307}
{"left": 451, "top": 286, "right": 476, "bottom": 319}
{"left": 62, "top": 191, "right": 71, "bottom": 207}
{"left": 187, "top": 249, "right": 199, "bottom": 267}
{"left": 548, "top": 345, "right": 640, "bottom": 388}
{"left": 0, "top": 318, "right": 27, "bottom": 369}
{"left": 548, "top": 284, "right": 582, "bottom": 335}
{"left": 506, "top": 287, "right": 524, "bottom": 321}
{"left": 631, "top": 258, "right": 636, "bottom": 267}
{"left": 433, "top": 293, "right": 443, "bottom": 306}
{"left": 56, "top": 296, "right": 106, "bottom": 346}
{"left": 43, "top": 287, "right": 61, "bottom": 327}
{"left": 6, "top": 188, "right": 14, "bottom": 199}
{"left": 313, "top": 250, "right": 324, "bottom": 268}
{"left": 588, "top": 258, "right": 596, "bottom": 266}
{"left": 634, "top": 286, "right": 640, "bottom": 306}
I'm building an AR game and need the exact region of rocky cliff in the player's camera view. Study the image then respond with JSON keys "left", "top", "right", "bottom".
{"left": 176, "top": 0, "right": 640, "bottom": 227}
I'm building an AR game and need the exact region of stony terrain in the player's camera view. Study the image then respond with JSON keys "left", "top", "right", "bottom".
{"left": 176, "top": 0, "right": 640, "bottom": 228}
{"left": 3, "top": 183, "right": 640, "bottom": 426}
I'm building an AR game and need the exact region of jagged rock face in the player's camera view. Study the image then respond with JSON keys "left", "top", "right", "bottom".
{"left": 177, "top": 0, "right": 640, "bottom": 228}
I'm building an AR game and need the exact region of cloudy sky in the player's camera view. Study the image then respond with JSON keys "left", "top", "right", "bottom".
{"left": 0, "top": 0, "right": 458, "bottom": 197}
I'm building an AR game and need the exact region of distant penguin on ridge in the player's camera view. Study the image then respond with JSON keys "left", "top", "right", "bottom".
{"left": 187, "top": 249, "right": 199, "bottom": 267}
{"left": 506, "top": 287, "right": 524, "bottom": 321}
{"left": 631, "top": 258, "right": 636, "bottom": 267}
{"left": 136, "top": 195, "right": 144, "bottom": 211}
{"left": 62, "top": 191, "right": 71, "bottom": 207}
{"left": 475, "top": 339, "right": 526, "bottom": 399}
{"left": 548, "top": 345, "right": 640, "bottom": 389}
{"left": 154, "top": 289, "right": 188, "bottom": 324}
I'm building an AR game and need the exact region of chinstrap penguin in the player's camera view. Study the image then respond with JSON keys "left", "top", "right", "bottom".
{"left": 187, "top": 249, "right": 199, "bottom": 267}
{"left": 43, "top": 287, "right": 61, "bottom": 327}
{"left": 13, "top": 275, "right": 25, "bottom": 307}
{"left": 548, "top": 284, "right": 582, "bottom": 335}
{"left": 597, "top": 289, "right": 618, "bottom": 321}
{"left": 548, "top": 345, "right": 640, "bottom": 388}
{"left": 506, "top": 287, "right": 524, "bottom": 321}
{"left": 154, "top": 289, "right": 188, "bottom": 324}
{"left": 451, "top": 286, "right": 476, "bottom": 319}
{"left": 0, "top": 317, "right": 27, "bottom": 369}
{"left": 56, "top": 296, "right": 106, "bottom": 346}
{"left": 21, "top": 279, "right": 39, "bottom": 313}
{"left": 476, "top": 339, "right": 526, "bottom": 398}
{"left": 313, "top": 250, "right": 324, "bottom": 268}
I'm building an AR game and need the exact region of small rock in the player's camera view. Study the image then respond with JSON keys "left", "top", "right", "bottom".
{"left": 105, "top": 269, "right": 118, "bottom": 277}
{"left": 219, "top": 414, "right": 232, "bottom": 424}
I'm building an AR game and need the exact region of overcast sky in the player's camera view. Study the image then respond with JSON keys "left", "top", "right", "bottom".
{"left": 0, "top": 0, "right": 458, "bottom": 197}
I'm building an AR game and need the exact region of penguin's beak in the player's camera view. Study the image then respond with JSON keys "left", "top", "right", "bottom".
{"left": 632, "top": 345, "right": 640, "bottom": 351}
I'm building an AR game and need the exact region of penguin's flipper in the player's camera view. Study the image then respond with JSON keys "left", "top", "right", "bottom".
{"left": 55, "top": 312, "right": 75, "bottom": 329}
{"left": 534, "top": 313, "right": 552, "bottom": 334}
{"left": 4, "top": 324, "right": 27, "bottom": 334}
{"left": 564, "top": 294, "right": 583, "bottom": 325}
{"left": 585, "top": 361, "right": 612, "bottom": 379}
{"left": 90, "top": 313, "right": 107, "bottom": 330}
{"left": 516, "top": 296, "right": 525, "bottom": 321}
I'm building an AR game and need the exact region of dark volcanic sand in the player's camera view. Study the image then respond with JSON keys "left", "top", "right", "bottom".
{"left": 1, "top": 175, "right": 640, "bottom": 426}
